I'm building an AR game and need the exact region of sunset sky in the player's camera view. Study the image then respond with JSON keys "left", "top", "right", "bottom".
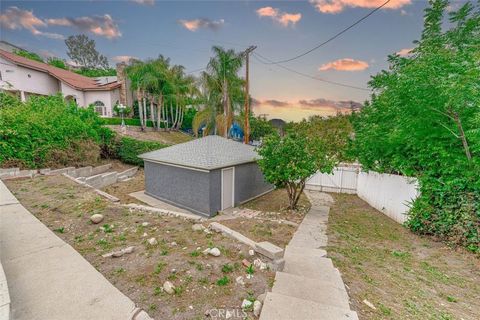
{"left": 0, "top": 0, "right": 447, "bottom": 121}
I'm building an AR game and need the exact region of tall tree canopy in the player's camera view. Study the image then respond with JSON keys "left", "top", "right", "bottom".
{"left": 192, "top": 46, "right": 244, "bottom": 137}
{"left": 351, "top": 0, "right": 479, "bottom": 251}
{"left": 65, "top": 34, "right": 109, "bottom": 70}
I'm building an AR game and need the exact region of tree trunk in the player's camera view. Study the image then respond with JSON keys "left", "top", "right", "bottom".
{"left": 286, "top": 181, "right": 306, "bottom": 210}
{"left": 451, "top": 111, "right": 472, "bottom": 163}
{"left": 137, "top": 89, "right": 144, "bottom": 130}
{"left": 169, "top": 100, "right": 174, "bottom": 131}
{"left": 157, "top": 95, "right": 162, "bottom": 130}
{"left": 150, "top": 97, "right": 155, "bottom": 130}
{"left": 177, "top": 105, "right": 184, "bottom": 130}
{"left": 142, "top": 95, "right": 147, "bottom": 130}
{"left": 223, "top": 79, "right": 229, "bottom": 138}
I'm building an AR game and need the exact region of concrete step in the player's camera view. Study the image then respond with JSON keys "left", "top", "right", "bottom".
{"left": 283, "top": 257, "right": 345, "bottom": 289}
{"left": 259, "top": 292, "right": 358, "bottom": 320}
{"left": 288, "top": 232, "right": 328, "bottom": 248}
{"left": 284, "top": 245, "right": 327, "bottom": 259}
{"left": 272, "top": 272, "right": 350, "bottom": 309}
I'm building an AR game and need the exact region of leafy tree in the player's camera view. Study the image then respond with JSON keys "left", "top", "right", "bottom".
{"left": 13, "top": 49, "right": 43, "bottom": 62}
{"left": 257, "top": 132, "right": 335, "bottom": 210}
{"left": 351, "top": 0, "right": 480, "bottom": 251}
{"left": 248, "top": 115, "right": 275, "bottom": 141}
{"left": 65, "top": 34, "right": 109, "bottom": 69}
{"left": 47, "top": 57, "right": 67, "bottom": 70}
{"left": 75, "top": 68, "right": 116, "bottom": 77}
{"left": 291, "top": 114, "right": 354, "bottom": 162}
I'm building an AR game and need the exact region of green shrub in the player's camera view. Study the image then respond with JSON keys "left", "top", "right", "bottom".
{"left": 116, "top": 136, "right": 166, "bottom": 166}
{"left": 0, "top": 93, "right": 112, "bottom": 168}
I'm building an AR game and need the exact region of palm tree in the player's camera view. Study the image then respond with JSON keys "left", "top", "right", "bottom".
{"left": 192, "top": 46, "right": 244, "bottom": 137}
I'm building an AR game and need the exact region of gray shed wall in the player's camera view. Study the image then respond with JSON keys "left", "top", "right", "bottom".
{"left": 144, "top": 161, "right": 272, "bottom": 217}
{"left": 233, "top": 162, "right": 273, "bottom": 205}
{"left": 144, "top": 162, "right": 212, "bottom": 217}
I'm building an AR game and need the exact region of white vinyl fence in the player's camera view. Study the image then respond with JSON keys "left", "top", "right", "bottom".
{"left": 306, "top": 165, "right": 420, "bottom": 224}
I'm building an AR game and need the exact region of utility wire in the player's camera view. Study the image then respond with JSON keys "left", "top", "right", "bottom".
{"left": 253, "top": 52, "right": 370, "bottom": 91}
{"left": 261, "top": 0, "right": 391, "bottom": 64}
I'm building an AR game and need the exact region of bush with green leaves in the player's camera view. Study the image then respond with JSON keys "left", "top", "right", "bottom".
{"left": 350, "top": 0, "right": 479, "bottom": 252}
{"left": 0, "top": 93, "right": 113, "bottom": 168}
{"left": 257, "top": 132, "right": 335, "bottom": 210}
{"left": 116, "top": 136, "right": 166, "bottom": 166}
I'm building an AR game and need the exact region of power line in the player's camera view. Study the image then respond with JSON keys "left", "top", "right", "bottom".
{"left": 253, "top": 52, "right": 370, "bottom": 91}
{"left": 261, "top": 0, "right": 391, "bottom": 64}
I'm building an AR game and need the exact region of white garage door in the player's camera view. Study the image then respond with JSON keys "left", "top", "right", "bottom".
{"left": 221, "top": 167, "right": 234, "bottom": 210}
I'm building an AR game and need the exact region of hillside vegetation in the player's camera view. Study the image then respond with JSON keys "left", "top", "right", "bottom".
{"left": 0, "top": 93, "right": 164, "bottom": 168}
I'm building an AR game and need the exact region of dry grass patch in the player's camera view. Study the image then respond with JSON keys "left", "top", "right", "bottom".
{"left": 107, "top": 125, "right": 193, "bottom": 145}
{"left": 327, "top": 193, "right": 480, "bottom": 320}
{"left": 6, "top": 176, "right": 274, "bottom": 319}
{"left": 240, "top": 188, "right": 311, "bottom": 224}
{"left": 103, "top": 168, "right": 145, "bottom": 204}
{"left": 221, "top": 218, "right": 296, "bottom": 248}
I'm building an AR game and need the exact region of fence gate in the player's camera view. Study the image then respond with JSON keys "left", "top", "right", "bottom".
{"left": 305, "top": 165, "right": 359, "bottom": 194}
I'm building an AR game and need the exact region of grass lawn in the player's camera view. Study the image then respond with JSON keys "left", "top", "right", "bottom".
{"left": 327, "top": 193, "right": 480, "bottom": 320}
{"left": 6, "top": 175, "right": 274, "bottom": 319}
{"left": 107, "top": 125, "right": 193, "bottom": 145}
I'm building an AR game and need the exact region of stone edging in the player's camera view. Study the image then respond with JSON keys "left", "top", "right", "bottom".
{"left": 123, "top": 203, "right": 205, "bottom": 222}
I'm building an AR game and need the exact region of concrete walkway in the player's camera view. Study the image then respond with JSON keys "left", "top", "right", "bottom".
{"left": 0, "top": 180, "right": 151, "bottom": 320}
{"left": 259, "top": 190, "right": 358, "bottom": 320}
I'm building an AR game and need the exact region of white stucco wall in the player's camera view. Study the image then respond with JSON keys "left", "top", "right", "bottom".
{"left": 60, "top": 82, "right": 85, "bottom": 106}
{"left": 0, "top": 57, "right": 59, "bottom": 96}
{"left": 85, "top": 90, "right": 119, "bottom": 117}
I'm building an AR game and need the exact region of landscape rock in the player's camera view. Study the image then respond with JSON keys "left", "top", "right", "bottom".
{"left": 363, "top": 299, "right": 376, "bottom": 310}
{"left": 248, "top": 249, "right": 255, "bottom": 256}
{"left": 163, "top": 281, "right": 175, "bottom": 295}
{"left": 123, "top": 246, "right": 135, "bottom": 254}
{"left": 192, "top": 224, "right": 204, "bottom": 231}
{"left": 253, "top": 300, "right": 262, "bottom": 317}
{"left": 142, "top": 222, "right": 149, "bottom": 227}
{"left": 90, "top": 214, "right": 104, "bottom": 224}
{"left": 208, "top": 247, "right": 221, "bottom": 257}
{"left": 112, "top": 251, "right": 124, "bottom": 258}
{"left": 253, "top": 258, "right": 267, "bottom": 270}
{"left": 235, "top": 276, "right": 245, "bottom": 286}
{"left": 241, "top": 299, "right": 253, "bottom": 309}
{"left": 147, "top": 237, "right": 158, "bottom": 246}
{"left": 242, "top": 259, "right": 252, "bottom": 267}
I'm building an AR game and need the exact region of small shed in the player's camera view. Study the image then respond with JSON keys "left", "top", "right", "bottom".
{"left": 139, "top": 136, "right": 273, "bottom": 217}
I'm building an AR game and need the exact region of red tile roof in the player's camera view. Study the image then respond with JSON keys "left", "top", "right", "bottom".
{"left": 0, "top": 49, "right": 120, "bottom": 91}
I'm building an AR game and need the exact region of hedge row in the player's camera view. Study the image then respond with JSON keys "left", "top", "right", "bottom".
{"left": 116, "top": 136, "right": 166, "bottom": 166}
{"left": 102, "top": 117, "right": 156, "bottom": 128}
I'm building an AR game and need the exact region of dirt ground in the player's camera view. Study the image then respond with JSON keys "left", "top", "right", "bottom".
{"left": 107, "top": 125, "right": 193, "bottom": 145}
{"left": 6, "top": 176, "right": 275, "bottom": 320}
{"left": 221, "top": 218, "right": 296, "bottom": 248}
{"left": 327, "top": 193, "right": 480, "bottom": 320}
{"left": 239, "top": 189, "right": 311, "bottom": 225}
{"left": 103, "top": 167, "right": 145, "bottom": 204}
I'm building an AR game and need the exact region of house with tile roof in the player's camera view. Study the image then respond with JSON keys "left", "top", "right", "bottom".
{"left": 0, "top": 49, "right": 132, "bottom": 117}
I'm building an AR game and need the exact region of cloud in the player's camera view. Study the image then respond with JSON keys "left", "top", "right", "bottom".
{"left": 256, "top": 6, "right": 302, "bottom": 27}
{"left": 130, "top": 0, "right": 155, "bottom": 5}
{"left": 309, "top": 0, "right": 411, "bottom": 14}
{"left": 253, "top": 97, "right": 363, "bottom": 115}
{"left": 0, "top": 6, "right": 64, "bottom": 39}
{"left": 397, "top": 48, "right": 413, "bottom": 56}
{"left": 178, "top": 18, "right": 224, "bottom": 32}
{"left": 47, "top": 14, "right": 121, "bottom": 39}
{"left": 319, "top": 58, "right": 369, "bottom": 71}
{"left": 112, "top": 55, "right": 137, "bottom": 63}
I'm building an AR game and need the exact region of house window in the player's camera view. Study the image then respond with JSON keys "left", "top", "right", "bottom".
{"left": 93, "top": 100, "right": 105, "bottom": 116}
{"left": 0, "top": 71, "right": 2, "bottom": 81}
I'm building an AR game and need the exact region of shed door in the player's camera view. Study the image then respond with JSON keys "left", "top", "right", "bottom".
{"left": 221, "top": 167, "right": 234, "bottom": 210}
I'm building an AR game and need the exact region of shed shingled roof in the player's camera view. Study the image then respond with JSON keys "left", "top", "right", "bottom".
{"left": 139, "top": 135, "right": 259, "bottom": 170}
